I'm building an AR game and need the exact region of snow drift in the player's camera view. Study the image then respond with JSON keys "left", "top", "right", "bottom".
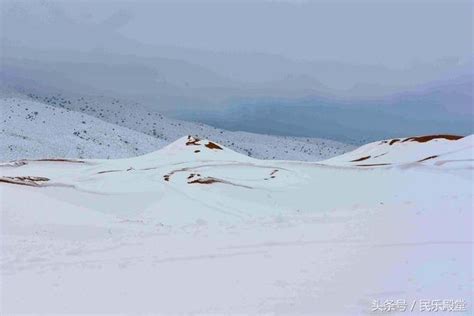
{"left": 1, "top": 134, "right": 472, "bottom": 314}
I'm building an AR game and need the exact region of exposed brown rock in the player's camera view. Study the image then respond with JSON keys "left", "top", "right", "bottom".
{"left": 187, "top": 176, "right": 252, "bottom": 189}
{"left": 402, "top": 135, "right": 463, "bottom": 143}
{"left": 389, "top": 139, "right": 400, "bottom": 145}
{"left": 188, "top": 177, "right": 222, "bottom": 185}
{"left": 35, "top": 158, "right": 85, "bottom": 163}
{"left": 356, "top": 163, "right": 391, "bottom": 167}
{"left": 97, "top": 169, "right": 121, "bottom": 174}
{"left": 350, "top": 155, "right": 371, "bottom": 162}
{"left": 185, "top": 135, "right": 201, "bottom": 146}
{"left": 0, "top": 176, "right": 50, "bottom": 187}
{"left": 205, "top": 142, "right": 223, "bottom": 150}
{"left": 418, "top": 155, "right": 438, "bottom": 162}
{"left": 373, "top": 152, "right": 387, "bottom": 158}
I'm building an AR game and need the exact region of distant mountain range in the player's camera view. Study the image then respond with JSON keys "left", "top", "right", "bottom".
{"left": 0, "top": 89, "right": 352, "bottom": 162}
{"left": 176, "top": 74, "right": 473, "bottom": 144}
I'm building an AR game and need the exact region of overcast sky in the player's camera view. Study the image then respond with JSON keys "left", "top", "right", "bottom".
{"left": 3, "top": 0, "right": 471, "bottom": 68}
{"left": 130, "top": 0, "right": 472, "bottom": 67}
{"left": 48, "top": 0, "right": 473, "bottom": 68}
{"left": 1, "top": 0, "right": 472, "bottom": 100}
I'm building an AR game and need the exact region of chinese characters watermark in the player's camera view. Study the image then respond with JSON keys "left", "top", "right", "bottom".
{"left": 371, "top": 299, "right": 467, "bottom": 313}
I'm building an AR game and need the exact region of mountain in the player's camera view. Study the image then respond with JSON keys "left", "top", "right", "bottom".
{"left": 1, "top": 134, "right": 472, "bottom": 314}
{"left": 180, "top": 75, "right": 473, "bottom": 144}
{"left": 0, "top": 90, "right": 353, "bottom": 161}
{"left": 0, "top": 94, "right": 167, "bottom": 161}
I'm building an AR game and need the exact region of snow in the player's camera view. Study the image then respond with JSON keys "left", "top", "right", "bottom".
{"left": 322, "top": 134, "right": 474, "bottom": 167}
{"left": 0, "top": 96, "right": 167, "bottom": 160}
{"left": 1, "top": 135, "right": 472, "bottom": 314}
{"left": 1, "top": 91, "right": 354, "bottom": 161}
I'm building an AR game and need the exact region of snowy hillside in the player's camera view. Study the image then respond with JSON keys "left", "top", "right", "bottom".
{"left": 1, "top": 89, "right": 353, "bottom": 161}
{"left": 323, "top": 134, "right": 473, "bottom": 167}
{"left": 0, "top": 96, "right": 167, "bottom": 160}
{"left": 1, "top": 134, "right": 472, "bottom": 314}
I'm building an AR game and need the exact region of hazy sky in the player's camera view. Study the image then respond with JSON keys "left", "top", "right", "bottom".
{"left": 1, "top": 0, "right": 472, "bottom": 97}
{"left": 136, "top": 1, "right": 471, "bottom": 66}
{"left": 3, "top": 0, "right": 471, "bottom": 67}
{"left": 53, "top": 0, "right": 473, "bottom": 68}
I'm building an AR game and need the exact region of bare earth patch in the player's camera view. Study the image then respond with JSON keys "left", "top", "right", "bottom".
{"left": 205, "top": 142, "right": 223, "bottom": 150}
{"left": 418, "top": 155, "right": 439, "bottom": 162}
{"left": 0, "top": 176, "right": 50, "bottom": 187}
{"left": 185, "top": 135, "right": 201, "bottom": 146}
{"left": 350, "top": 155, "right": 371, "bottom": 162}
{"left": 402, "top": 135, "right": 463, "bottom": 143}
{"left": 355, "top": 163, "right": 391, "bottom": 167}
{"left": 389, "top": 139, "right": 400, "bottom": 145}
{"left": 188, "top": 176, "right": 252, "bottom": 189}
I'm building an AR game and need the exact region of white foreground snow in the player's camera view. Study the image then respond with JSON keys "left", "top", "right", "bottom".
{"left": 1, "top": 135, "right": 473, "bottom": 315}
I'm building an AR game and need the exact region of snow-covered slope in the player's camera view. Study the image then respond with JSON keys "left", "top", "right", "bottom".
{"left": 1, "top": 135, "right": 472, "bottom": 314}
{"left": 322, "top": 134, "right": 473, "bottom": 168}
{"left": 0, "top": 96, "right": 167, "bottom": 160}
{"left": 1, "top": 90, "right": 354, "bottom": 161}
